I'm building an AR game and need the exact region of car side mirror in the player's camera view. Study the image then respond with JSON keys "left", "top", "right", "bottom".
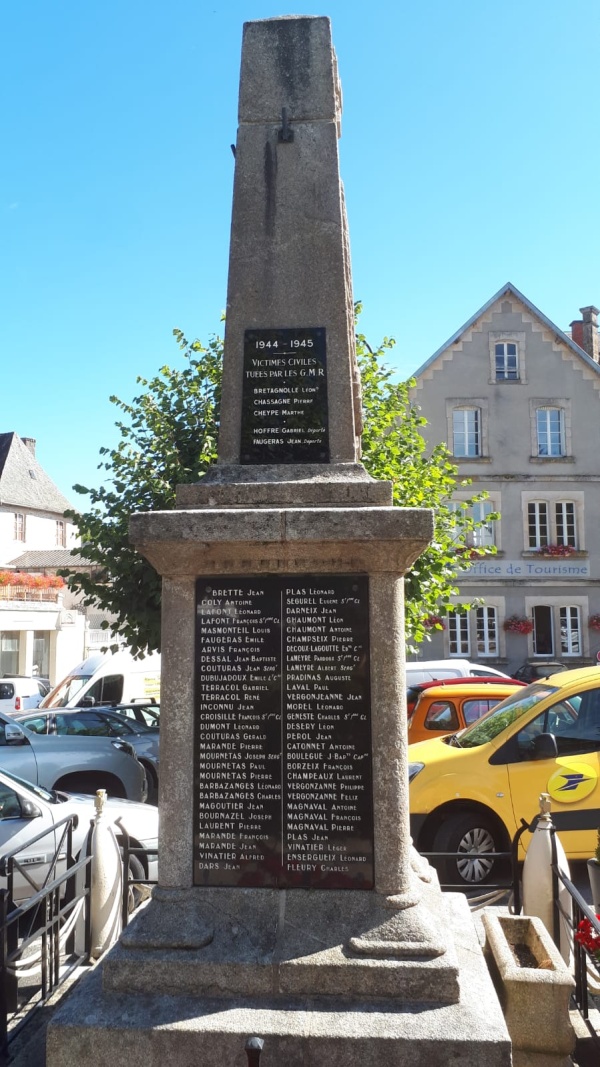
{"left": 78, "top": 696, "right": 95, "bottom": 707}
{"left": 21, "top": 800, "right": 42, "bottom": 819}
{"left": 5, "top": 723, "right": 27, "bottom": 746}
{"left": 531, "top": 732, "right": 558, "bottom": 761}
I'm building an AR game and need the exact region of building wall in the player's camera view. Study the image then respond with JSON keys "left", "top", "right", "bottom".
{"left": 411, "top": 293, "right": 600, "bottom": 676}
{"left": 0, "top": 601, "right": 85, "bottom": 683}
{"left": 0, "top": 508, "right": 78, "bottom": 567}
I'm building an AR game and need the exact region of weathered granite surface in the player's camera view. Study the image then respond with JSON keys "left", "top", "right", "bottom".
{"left": 217, "top": 16, "right": 359, "bottom": 467}
{"left": 482, "top": 910, "right": 575, "bottom": 1065}
{"left": 47, "top": 894, "right": 512, "bottom": 1067}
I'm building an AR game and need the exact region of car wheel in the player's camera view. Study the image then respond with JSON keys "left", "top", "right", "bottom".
{"left": 53, "top": 773, "right": 127, "bottom": 800}
{"left": 126, "top": 854, "right": 146, "bottom": 916}
{"left": 139, "top": 762, "right": 158, "bottom": 805}
{"left": 433, "top": 813, "right": 502, "bottom": 887}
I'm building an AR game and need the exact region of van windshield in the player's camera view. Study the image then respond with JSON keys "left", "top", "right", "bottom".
{"left": 43, "top": 675, "right": 92, "bottom": 709}
{"left": 453, "top": 683, "right": 557, "bottom": 748}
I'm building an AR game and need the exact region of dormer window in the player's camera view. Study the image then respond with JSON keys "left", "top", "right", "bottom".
{"left": 489, "top": 330, "right": 526, "bottom": 382}
{"left": 494, "top": 341, "right": 519, "bottom": 380}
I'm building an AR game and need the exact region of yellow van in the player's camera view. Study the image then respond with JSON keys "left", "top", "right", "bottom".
{"left": 409, "top": 665, "right": 600, "bottom": 887}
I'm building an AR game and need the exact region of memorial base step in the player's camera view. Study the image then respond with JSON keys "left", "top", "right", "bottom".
{"left": 47, "top": 894, "right": 511, "bottom": 1067}
{"left": 103, "top": 880, "right": 460, "bottom": 1004}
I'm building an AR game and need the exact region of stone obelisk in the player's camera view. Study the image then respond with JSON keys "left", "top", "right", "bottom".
{"left": 47, "top": 17, "right": 510, "bottom": 1066}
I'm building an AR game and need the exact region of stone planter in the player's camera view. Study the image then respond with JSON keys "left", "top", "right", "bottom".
{"left": 482, "top": 910, "right": 575, "bottom": 1067}
{"left": 587, "top": 857, "right": 600, "bottom": 912}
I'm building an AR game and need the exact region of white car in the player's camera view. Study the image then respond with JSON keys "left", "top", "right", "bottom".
{"left": 0, "top": 677, "right": 47, "bottom": 713}
{"left": 0, "top": 767, "right": 158, "bottom": 904}
{"left": 405, "top": 658, "right": 512, "bottom": 686}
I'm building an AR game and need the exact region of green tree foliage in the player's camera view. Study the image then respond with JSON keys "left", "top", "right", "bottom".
{"left": 63, "top": 321, "right": 494, "bottom": 655}
{"left": 62, "top": 330, "right": 221, "bottom": 656}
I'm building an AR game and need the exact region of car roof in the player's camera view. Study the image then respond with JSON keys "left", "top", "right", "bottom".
{"left": 409, "top": 676, "right": 524, "bottom": 694}
{"left": 414, "top": 681, "right": 523, "bottom": 699}
{"left": 532, "top": 665, "right": 600, "bottom": 689}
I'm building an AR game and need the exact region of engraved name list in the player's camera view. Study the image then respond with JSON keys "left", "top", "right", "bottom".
{"left": 194, "top": 575, "right": 373, "bottom": 889}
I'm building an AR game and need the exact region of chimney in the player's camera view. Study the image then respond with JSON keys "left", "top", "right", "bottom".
{"left": 570, "top": 306, "right": 600, "bottom": 363}
{"left": 21, "top": 437, "right": 36, "bottom": 456}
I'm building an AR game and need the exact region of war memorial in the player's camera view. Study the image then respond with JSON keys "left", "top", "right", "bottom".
{"left": 48, "top": 16, "right": 511, "bottom": 1065}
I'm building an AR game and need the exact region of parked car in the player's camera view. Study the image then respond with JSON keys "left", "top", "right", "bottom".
{"left": 103, "top": 702, "right": 160, "bottom": 729}
{"left": 405, "top": 659, "right": 512, "bottom": 687}
{"left": 0, "top": 767, "right": 158, "bottom": 904}
{"left": 409, "top": 665, "right": 600, "bottom": 888}
{"left": 406, "top": 674, "right": 523, "bottom": 717}
{"left": 0, "top": 677, "right": 48, "bottom": 713}
{"left": 0, "top": 710, "right": 147, "bottom": 802}
{"left": 513, "top": 660, "right": 568, "bottom": 682}
{"left": 407, "top": 679, "right": 525, "bottom": 744}
{"left": 14, "top": 708, "right": 159, "bottom": 804}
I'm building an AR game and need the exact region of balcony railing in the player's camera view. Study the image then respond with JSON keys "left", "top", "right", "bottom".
{"left": 0, "top": 585, "right": 62, "bottom": 603}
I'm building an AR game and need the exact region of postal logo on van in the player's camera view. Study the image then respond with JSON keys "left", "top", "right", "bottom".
{"left": 547, "top": 762, "right": 598, "bottom": 804}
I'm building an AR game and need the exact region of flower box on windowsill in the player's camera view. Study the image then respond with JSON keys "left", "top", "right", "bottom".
{"left": 522, "top": 549, "right": 587, "bottom": 560}
{"left": 503, "top": 616, "right": 534, "bottom": 635}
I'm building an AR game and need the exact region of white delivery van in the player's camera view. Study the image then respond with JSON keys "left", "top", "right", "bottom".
{"left": 39, "top": 650, "right": 161, "bottom": 709}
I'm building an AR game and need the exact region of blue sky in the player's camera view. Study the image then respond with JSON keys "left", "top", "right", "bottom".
{"left": 2, "top": 0, "right": 599, "bottom": 502}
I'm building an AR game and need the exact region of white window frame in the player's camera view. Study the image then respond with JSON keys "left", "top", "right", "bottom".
{"left": 560, "top": 605, "right": 581, "bottom": 656}
{"left": 475, "top": 605, "right": 498, "bottom": 656}
{"left": 494, "top": 342, "right": 519, "bottom": 381}
{"left": 527, "top": 501, "right": 549, "bottom": 549}
{"left": 56, "top": 520, "right": 66, "bottom": 548}
{"left": 555, "top": 501, "right": 576, "bottom": 547}
{"left": 447, "top": 610, "right": 470, "bottom": 656}
{"left": 471, "top": 501, "right": 496, "bottom": 548}
{"left": 529, "top": 399, "right": 571, "bottom": 460}
{"left": 522, "top": 492, "right": 583, "bottom": 552}
{"left": 525, "top": 596, "right": 587, "bottom": 658}
{"left": 447, "top": 597, "right": 506, "bottom": 658}
{"left": 489, "top": 330, "right": 526, "bottom": 383}
{"left": 447, "top": 399, "right": 489, "bottom": 460}
{"left": 452, "top": 408, "right": 480, "bottom": 457}
{"left": 14, "top": 513, "right": 26, "bottom": 542}
{"left": 449, "top": 493, "right": 500, "bottom": 550}
{"left": 537, "top": 407, "right": 565, "bottom": 457}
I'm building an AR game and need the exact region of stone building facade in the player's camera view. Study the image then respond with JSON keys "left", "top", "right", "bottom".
{"left": 411, "top": 283, "right": 600, "bottom": 676}
{"left": 0, "top": 433, "right": 84, "bottom": 680}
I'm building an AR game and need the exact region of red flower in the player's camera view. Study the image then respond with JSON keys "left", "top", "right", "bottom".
{"left": 575, "top": 917, "right": 600, "bottom": 966}
{"left": 503, "top": 616, "right": 534, "bottom": 635}
{"left": 536, "top": 544, "right": 576, "bottom": 557}
{"left": 0, "top": 570, "right": 65, "bottom": 591}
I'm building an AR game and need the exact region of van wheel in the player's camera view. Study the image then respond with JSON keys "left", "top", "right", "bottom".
{"left": 433, "top": 813, "right": 503, "bottom": 887}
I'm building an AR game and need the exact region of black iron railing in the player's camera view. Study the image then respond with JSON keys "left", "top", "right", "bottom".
{"left": 0, "top": 814, "right": 92, "bottom": 1062}
{"left": 116, "top": 820, "right": 158, "bottom": 930}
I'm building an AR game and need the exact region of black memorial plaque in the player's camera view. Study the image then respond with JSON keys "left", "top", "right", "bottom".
{"left": 194, "top": 575, "right": 373, "bottom": 889}
{"left": 240, "top": 328, "right": 329, "bottom": 464}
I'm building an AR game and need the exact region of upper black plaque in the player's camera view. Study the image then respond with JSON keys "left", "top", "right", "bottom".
{"left": 194, "top": 575, "right": 373, "bottom": 890}
{"left": 240, "top": 328, "right": 329, "bottom": 463}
